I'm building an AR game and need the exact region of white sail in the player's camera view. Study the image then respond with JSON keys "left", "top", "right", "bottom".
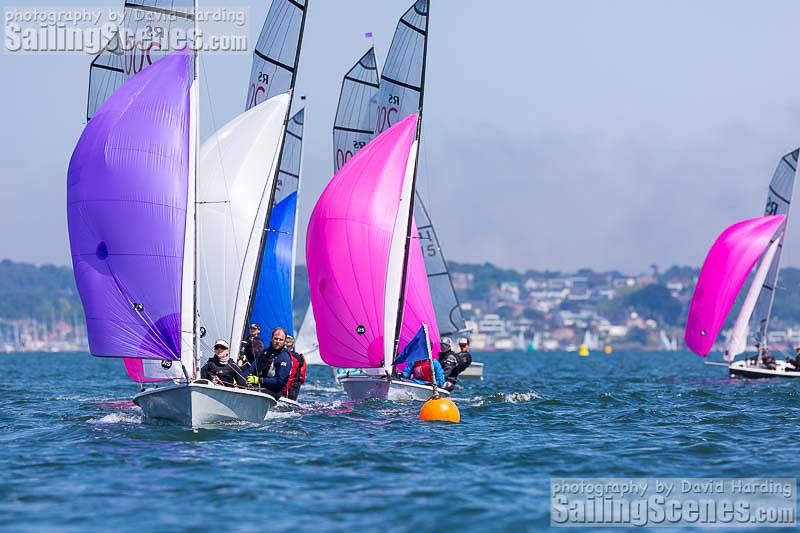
{"left": 295, "top": 303, "right": 323, "bottom": 365}
{"left": 246, "top": 0, "right": 306, "bottom": 109}
{"left": 725, "top": 236, "right": 783, "bottom": 361}
{"left": 333, "top": 47, "right": 379, "bottom": 172}
{"left": 383, "top": 140, "right": 419, "bottom": 368}
{"left": 751, "top": 148, "right": 798, "bottom": 345}
{"left": 196, "top": 94, "right": 290, "bottom": 357}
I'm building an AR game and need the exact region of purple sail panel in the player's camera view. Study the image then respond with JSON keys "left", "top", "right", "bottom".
{"left": 307, "top": 115, "right": 419, "bottom": 368}
{"left": 684, "top": 215, "right": 785, "bottom": 356}
{"left": 68, "top": 52, "right": 191, "bottom": 360}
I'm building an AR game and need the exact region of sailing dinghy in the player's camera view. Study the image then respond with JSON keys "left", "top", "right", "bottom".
{"left": 307, "top": 112, "right": 448, "bottom": 402}
{"left": 684, "top": 215, "right": 800, "bottom": 378}
{"left": 69, "top": 0, "right": 308, "bottom": 427}
{"left": 685, "top": 149, "right": 799, "bottom": 378}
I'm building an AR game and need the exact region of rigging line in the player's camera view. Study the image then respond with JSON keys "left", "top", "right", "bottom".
{"left": 201, "top": 55, "right": 242, "bottom": 264}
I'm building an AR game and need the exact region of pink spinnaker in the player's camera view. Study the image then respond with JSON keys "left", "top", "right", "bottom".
{"left": 684, "top": 215, "right": 785, "bottom": 356}
{"left": 306, "top": 114, "right": 440, "bottom": 368}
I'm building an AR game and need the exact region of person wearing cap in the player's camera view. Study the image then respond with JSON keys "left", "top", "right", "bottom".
{"left": 239, "top": 323, "right": 265, "bottom": 369}
{"left": 437, "top": 337, "right": 461, "bottom": 392}
{"left": 245, "top": 327, "right": 293, "bottom": 399}
{"left": 456, "top": 337, "right": 474, "bottom": 374}
{"left": 284, "top": 336, "right": 307, "bottom": 401}
{"left": 201, "top": 339, "right": 247, "bottom": 387}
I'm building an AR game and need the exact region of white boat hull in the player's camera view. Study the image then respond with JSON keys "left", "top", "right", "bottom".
{"left": 340, "top": 375, "right": 450, "bottom": 402}
{"left": 133, "top": 381, "right": 277, "bottom": 428}
{"left": 729, "top": 359, "right": 800, "bottom": 379}
{"left": 460, "top": 361, "right": 484, "bottom": 380}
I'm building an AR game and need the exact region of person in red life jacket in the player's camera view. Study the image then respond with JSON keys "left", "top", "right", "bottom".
{"left": 245, "top": 327, "right": 292, "bottom": 399}
{"left": 401, "top": 356, "right": 445, "bottom": 386}
{"left": 284, "top": 335, "right": 306, "bottom": 401}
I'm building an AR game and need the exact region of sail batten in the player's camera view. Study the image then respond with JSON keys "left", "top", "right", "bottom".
{"left": 333, "top": 47, "right": 379, "bottom": 173}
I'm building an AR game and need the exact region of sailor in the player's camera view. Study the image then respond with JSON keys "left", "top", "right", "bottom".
{"left": 245, "top": 327, "right": 292, "bottom": 399}
{"left": 401, "top": 356, "right": 446, "bottom": 387}
{"left": 438, "top": 337, "right": 461, "bottom": 392}
{"left": 284, "top": 335, "right": 307, "bottom": 401}
{"left": 456, "top": 337, "right": 474, "bottom": 374}
{"left": 238, "top": 323, "right": 265, "bottom": 369}
{"left": 788, "top": 347, "right": 800, "bottom": 371}
{"left": 201, "top": 339, "right": 247, "bottom": 387}
{"left": 761, "top": 348, "right": 777, "bottom": 370}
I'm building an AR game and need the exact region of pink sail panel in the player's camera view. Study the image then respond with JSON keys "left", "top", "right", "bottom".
{"left": 308, "top": 114, "right": 438, "bottom": 368}
{"left": 685, "top": 215, "right": 785, "bottom": 356}
{"left": 400, "top": 219, "right": 441, "bottom": 352}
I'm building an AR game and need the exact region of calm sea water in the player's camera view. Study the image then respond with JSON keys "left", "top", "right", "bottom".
{"left": 1, "top": 351, "right": 799, "bottom": 531}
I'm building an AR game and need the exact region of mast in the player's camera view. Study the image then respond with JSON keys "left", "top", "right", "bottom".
{"left": 240, "top": 1, "right": 308, "bottom": 344}
{"left": 190, "top": 0, "right": 200, "bottom": 377}
{"left": 390, "top": 1, "right": 430, "bottom": 366}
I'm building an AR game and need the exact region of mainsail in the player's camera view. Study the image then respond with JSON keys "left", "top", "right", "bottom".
{"left": 415, "top": 197, "right": 467, "bottom": 337}
{"left": 86, "top": 32, "right": 125, "bottom": 121}
{"left": 242, "top": 0, "right": 307, "bottom": 342}
{"left": 333, "top": 47, "right": 379, "bottom": 173}
{"left": 246, "top": 0, "right": 306, "bottom": 109}
{"left": 87, "top": 1, "right": 195, "bottom": 120}
{"left": 751, "top": 148, "right": 799, "bottom": 345}
{"left": 306, "top": 115, "right": 440, "bottom": 369}
{"left": 684, "top": 215, "right": 786, "bottom": 356}
{"left": 68, "top": 53, "right": 194, "bottom": 363}
{"left": 374, "top": 0, "right": 466, "bottom": 337}
{"left": 250, "top": 109, "right": 305, "bottom": 336}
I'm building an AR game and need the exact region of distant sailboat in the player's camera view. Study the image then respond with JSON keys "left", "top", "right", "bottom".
{"left": 685, "top": 149, "right": 799, "bottom": 378}
{"left": 70, "top": 0, "right": 309, "bottom": 427}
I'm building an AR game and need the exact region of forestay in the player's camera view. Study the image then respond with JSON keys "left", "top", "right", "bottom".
{"left": 250, "top": 109, "right": 305, "bottom": 336}
{"left": 684, "top": 215, "right": 786, "bottom": 356}
{"left": 333, "top": 47, "right": 379, "bottom": 173}
{"left": 751, "top": 148, "right": 799, "bottom": 345}
{"left": 246, "top": 0, "right": 306, "bottom": 109}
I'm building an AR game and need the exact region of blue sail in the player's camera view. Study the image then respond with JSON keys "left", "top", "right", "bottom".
{"left": 250, "top": 191, "right": 298, "bottom": 336}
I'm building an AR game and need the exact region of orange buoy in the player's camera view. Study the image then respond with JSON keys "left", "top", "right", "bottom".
{"left": 419, "top": 397, "right": 461, "bottom": 423}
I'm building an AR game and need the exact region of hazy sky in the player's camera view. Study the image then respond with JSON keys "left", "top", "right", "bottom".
{"left": 3, "top": 0, "right": 800, "bottom": 273}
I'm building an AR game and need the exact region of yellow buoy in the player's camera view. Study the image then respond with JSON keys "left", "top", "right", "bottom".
{"left": 578, "top": 344, "right": 589, "bottom": 357}
{"left": 604, "top": 345, "right": 613, "bottom": 355}
{"left": 419, "top": 397, "right": 460, "bottom": 423}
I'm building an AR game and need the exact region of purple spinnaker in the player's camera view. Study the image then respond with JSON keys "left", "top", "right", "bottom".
{"left": 306, "top": 114, "right": 440, "bottom": 368}
{"left": 684, "top": 215, "right": 785, "bottom": 356}
{"left": 68, "top": 52, "right": 191, "bottom": 361}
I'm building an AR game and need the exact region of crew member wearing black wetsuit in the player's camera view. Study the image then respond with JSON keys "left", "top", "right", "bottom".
{"left": 239, "top": 323, "right": 265, "bottom": 369}
{"left": 246, "top": 327, "right": 292, "bottom": 399}
{"left": 457, "top": 337, "right": 474, "bottom": 373}
{"left": 201, "top": 339, "right": 247, "bottom": 387}
{"left": 438, "top": 338, "right": 461, "bottom": 392}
